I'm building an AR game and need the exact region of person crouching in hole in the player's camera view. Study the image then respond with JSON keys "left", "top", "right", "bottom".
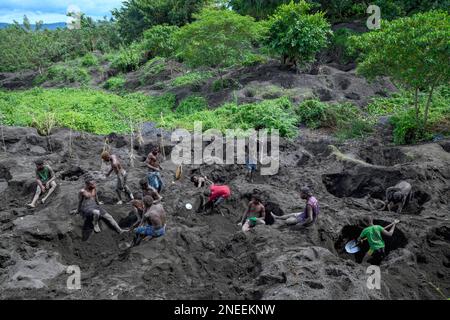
{"left": 203, "top": 184, "right": 231, "bottom": 215}
{"left": 132, "top": 195, "right": 166, "bottom": 247}
{"left": 75, "top": 176, "right": 128, "bottom": 234}
{"left": 357, "top": 216, "right": 400, "bottom": 265}
{"left": 385, "top": 181, "right": 412, "bottom": 214}
{"left": 238, "top": 195, "right": 266, "bottom": 232}
{"left": 130, "top": 178, "right": 162, "bottom": 229}
{"left": 101, "top": 151, "right": 134, "bottom": 205}
{"left": 27, "top": 159, "right": 57, "bottom": 208}
{"left": 191, "top": 175, "right": 212, "bottom": 188}
{"left": 272, "top": 187, "right": 319, "bottom": 227}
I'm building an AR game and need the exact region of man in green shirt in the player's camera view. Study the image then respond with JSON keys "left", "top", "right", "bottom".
{"left": 358, "top": 216, "right": 400, "bottom": 264}
{"left": 27, "top": 159, "right": 57, "bottom": 208}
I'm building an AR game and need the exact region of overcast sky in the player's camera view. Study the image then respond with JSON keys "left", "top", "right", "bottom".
{"left": 0, "top": 0, "right": 125, "bottom": 23}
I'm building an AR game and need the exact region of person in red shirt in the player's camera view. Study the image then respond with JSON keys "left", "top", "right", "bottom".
{"left": 203, "top": 184, "right": 231, "bottom": 214}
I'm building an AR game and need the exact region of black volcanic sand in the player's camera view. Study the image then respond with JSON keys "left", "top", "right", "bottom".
{"left": 0, "top": 125, "right": 449, "bottom": 300}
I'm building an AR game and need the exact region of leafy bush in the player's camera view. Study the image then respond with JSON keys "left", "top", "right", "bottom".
{"left": 111, "top": 43, "right": 143, "bottom": 72}
{"left": 264, "top": 0, "right": 332, "bottom": 67}
{"left": 104, "top": 76, "right": 126, "bottom": 91}
{"left": 142, "top": 25, "right": 179, "bottom": 58}
{"left": 295, "top": 99, "right": 328, "bottom": 128}
{"left": 212, "top": 78, "right": 239, "bottom": 92}
{"left": 38, "top": 65, "right": 90, "bottom": 85}
{"left": 81, "top": 53, "right": 99, "bottom": 67}
{"left": 175, "top": 8, "right": 263, "bottom": 68}
{"left": 171, "top": 71, "right": 213, "bottom": 87}
{"left": 241, "top": 53, "right": 268, "bottom": 67}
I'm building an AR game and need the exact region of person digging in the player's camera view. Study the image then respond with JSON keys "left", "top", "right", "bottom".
{"left": 27, "top": 159, "right": 57, "bottom": 208}
{"left": 357, "top": 216, "right": 400, "bottom": 265}
{"left": 238, "top": 194, "right": 266, "bottom": 232}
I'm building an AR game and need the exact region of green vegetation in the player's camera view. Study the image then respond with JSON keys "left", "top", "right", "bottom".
{"left": 296, "top": 99, "right": 373, "bottom": 139}
{"left": 110, "top": 43, "right": 144, "bottom": 72}
{"left": 0, "top": 89, "right": 298, "bottom": 137}
{"left": 367, "top": 88, "right": 450, "bottom": 144}
{"left": 142, "top": 25, "right": 179, "bottom": 58}
{"left": 171, "top": 71, "right": 213, "bottom": 87}
{"left": 329, "top": 28, "right": 359, "bottom": 65}
{"left": 112, "top": 0, "right": 209, "bottom": 43}
{"left": 264, "top": 1, "right": 332, "bottom": 67}
{"left": 351, "top": 10, "right": 450, "bottom": 139}
{"left": 0, "top": 15, "right": 121, "bottom": 73}
{"left": 81, "top": 53, "right": 99, "bottom": 67}
{"left": 35, "top": 65, "right": 90, "bottom": 86}
{"left": 175, "top": 8, "right": 263, "bottom": 68}
{"left": 103, "top": 76, "right": 127, "bottom": 91}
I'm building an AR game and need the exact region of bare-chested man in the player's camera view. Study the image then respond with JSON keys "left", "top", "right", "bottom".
{"left": 146, "top": 147, "right": 164, "bottom": 193}
{"left": 191, "top": 175, "right": 212, "bottom": 188}
{"left": 130, "top": 178, "right": 162, "bottom": 228}
{"left": 101, "top": 151, "right": 134, "bottom": 204}
{"left": 132, "top": 195, "right": 167, "bottom": 246}
{"left": 238, "top": 195, "right": 266, "bottom": 232}
{"left": 76, "top": 176, "right": 127, "bottom": 234}
{"left": 27, "top": 159, "right": 57, "bottom": 208}
{"left": 385, "top": 181, "right": 412, "bottom": 214}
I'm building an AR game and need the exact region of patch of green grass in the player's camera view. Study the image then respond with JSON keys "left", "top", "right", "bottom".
{"left": 0, "top": 89, "right": 300, "bottom": 138}
{"left": 171, "top": 71, "right": 213, "bottom": 88}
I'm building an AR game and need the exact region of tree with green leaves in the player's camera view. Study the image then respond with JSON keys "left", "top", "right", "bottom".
{"left": 228, "top": 0, "right": 300, "bottom": 20}
{"left": 142, "top": 25, "right": 179, "bottom": 58}
{"left": 175, "top": 8, "right": 263, "bottom": 68}
{"left": 112, "top": 0, "right": 210, "bottom": 43}
{"left": 351, "top": 10, "right": 450, "bottom": 130}
{"left": 264, "top": 1, "right": 332, "bottom": 68}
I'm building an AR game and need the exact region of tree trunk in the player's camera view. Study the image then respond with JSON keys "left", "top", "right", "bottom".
{"left": 414, "top": 87, "right": 419, "bottom": 123}
{"left": 423, "top": 82, "right": 437, "bottom": 129}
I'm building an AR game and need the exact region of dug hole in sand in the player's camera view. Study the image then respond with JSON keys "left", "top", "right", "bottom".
{"left": 0, "top": 125, "right": 449, "bottom": 299}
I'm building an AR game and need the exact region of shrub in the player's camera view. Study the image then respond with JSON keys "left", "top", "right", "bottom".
{"left": 81, "top": 53, "right": 99, "bottom": 67}
{"left": 142, "top": 25, "right": 179, "bottom": 58}
{"left": 264, "top": 1, "right": 332, "bottom": 67}
{"left": 111, "top": 43, "right": 143, "bottom": 72}
{"left": 295, "top": 99, "right": 328, "bottom": 128}
{"left": 104, "top": 76, "right": 126, "bottom": 91}
{"left": 175, "top": 8, "right": 263, "bottom": 68}
{"left": 212, "top": 78, "right": 239, "bottom": 92}
{"left": 41, "top": 65, "right": 90, "bottom": 85}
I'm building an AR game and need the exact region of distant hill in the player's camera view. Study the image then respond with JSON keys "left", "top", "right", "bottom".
{"left": 0, "top": 22, "right": 66, "bottom": 30}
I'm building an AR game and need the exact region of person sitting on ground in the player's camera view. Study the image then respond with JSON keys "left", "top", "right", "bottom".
{"left": 101, "top": 151, "right": 134, "bottom": 205}
{"left": 146, "top": 147, "right": 163, "bottom": 193}
{"left": 385, "top": 181, "right": 412, "bottom": 214}
{"left": 203, "top": 183, "right": 231, "bottom": 214}
{"left": 27, "top": 159, "right": 57, "bottom": 208}
{"left": 191, "top": 175, "right": 212, "bottom": 188}
{"left": 75, "top": 176, "right": 128, "bottom": 234}
{"left": 130, "top": 178, "right": 162, "bottom": 228}
{"left": 272, "top": 186, "right": 319, "bottom": 227}
{"left": 133, "top": 195, "right": 167, "bottom": 246}
{"left": 357, "top": 216, "right": 400, "bottom": 265}
{"left": 238, "top": 195, "right": 266, "bottom": 232}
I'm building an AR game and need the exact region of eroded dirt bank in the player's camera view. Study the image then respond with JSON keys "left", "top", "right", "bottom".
{"left": 0, "top": 125, "right": 449, "bottom": 299}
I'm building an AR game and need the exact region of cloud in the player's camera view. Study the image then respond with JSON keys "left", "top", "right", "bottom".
{"left": 0, "top": 0, "right": 124, "bottom": 23}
